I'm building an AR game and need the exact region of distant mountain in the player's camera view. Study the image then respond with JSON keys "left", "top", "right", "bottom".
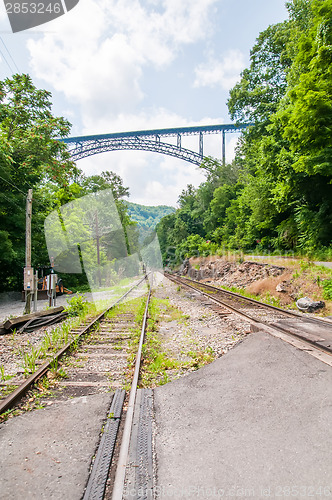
{"left": 126, "top": 202, "right": 175, "bottom": 232}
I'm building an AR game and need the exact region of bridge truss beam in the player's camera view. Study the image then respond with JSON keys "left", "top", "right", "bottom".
{"left": 62, "top": 123, "right": 252, "bottom": 166}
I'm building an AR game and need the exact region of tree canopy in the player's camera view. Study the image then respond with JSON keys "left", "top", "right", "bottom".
{"left": 157, "top": 0, "right": 332, "bottom": 263}
{"left": 0, "top": 74, "right": 138, "bottom": 291}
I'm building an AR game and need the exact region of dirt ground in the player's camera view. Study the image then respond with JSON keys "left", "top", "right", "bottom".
{"left": 185, "top": 255, "right": 332, "bottom": 315}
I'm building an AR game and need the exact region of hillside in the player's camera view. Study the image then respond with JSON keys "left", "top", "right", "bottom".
{"left": 126, "top": 202, "right": 175, "bottom": 231}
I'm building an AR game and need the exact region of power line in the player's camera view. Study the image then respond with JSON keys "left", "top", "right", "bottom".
{"left": 0, "top": 191, "right": 25, "bottom": 212}
{"left": 0, "top": 36, "right": 20, "bottom": 73}
{"left": 0, "top": 45, "right": 15, "bottom": 74}
{"left": 0, "top": 173, "right": 27, "bottom": 195}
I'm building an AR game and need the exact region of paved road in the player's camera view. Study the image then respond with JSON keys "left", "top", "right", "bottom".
{"left": 246, "top": 255, "right": 332, "bottom": 270}
{"left": 154, "top": 331, "right": 332, "bottom": 499}
{"left": 0, "top": 393, "right": 112, "bottom": 500}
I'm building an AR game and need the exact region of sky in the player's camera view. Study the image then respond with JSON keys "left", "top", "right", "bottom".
{"left": 0, "top": 0, "right": 289, "bottom": 207}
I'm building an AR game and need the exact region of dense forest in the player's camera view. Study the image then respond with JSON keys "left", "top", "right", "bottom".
{"left": 0, "top": 74, "right": 141, "bottom": 291}
{"left": 157, "top": 0, "right": 332, "bottom": 266}
{"left": 126, "top": 202, "right": 175, "bottom": 242}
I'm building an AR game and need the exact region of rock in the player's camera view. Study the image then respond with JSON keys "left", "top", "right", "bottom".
{"left": 296, "top": 297, "right": 325, "bottom": 313}
{"left": 180, "top": 258, "right": 190, "bottom": 275}
{"left": 269, "top": 265, "right": 286, "bottom": 277}
{"left": 276, "top": 282, "right": 288, "bottom": 293}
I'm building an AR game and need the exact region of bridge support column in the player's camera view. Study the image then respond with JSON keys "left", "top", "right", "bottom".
{"left": 177, "top": 134, "right": 181, "bottom": 150}
{"left": 199, "top": 132, "right": 203, "bottom": 157}
{"left": 222, "top": 130, "right": 226, "bottom": 166}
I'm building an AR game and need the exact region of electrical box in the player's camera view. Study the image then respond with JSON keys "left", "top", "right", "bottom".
{"left": 46, "top": 273, "right": 57, "bottom": 291}
{"left": 24, "top": 267, "right": 34, "bottom": 291}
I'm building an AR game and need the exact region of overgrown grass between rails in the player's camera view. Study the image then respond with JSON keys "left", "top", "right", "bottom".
{"left": 0, "top": 296, "right": 141, "bottom": 420}
{"left": 130, "top": 296, "right": 216, "bottom": 388}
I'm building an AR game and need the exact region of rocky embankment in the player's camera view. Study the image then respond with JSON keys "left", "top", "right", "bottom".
{"left": 179, "top": 256, "right": 330, "bottom": 313}
{"left": 181, "top": 258, "right": 286, "bottom": 287}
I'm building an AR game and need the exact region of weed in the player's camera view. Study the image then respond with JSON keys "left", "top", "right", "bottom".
{"left": 34, "top": 403, "right": 45, "bottom": 410}
{"left": 263, "top": 292, "right": 281, "bottom": 307}
{"left": 0, "top": 385, "right": 18, "bottom": 398}
{"left": 184, "top": 347, "right": 215, "bottom": 370}
{"left": 0, "top": 408, "right": 19, "bottom": 422}
{"left": 65, "top": 294, "right": 90, "bottom": 317}
{"left": 49, "top": 357, "right": 67, "bottom": 378}
{"left": 22, "top": 347, "right": 40, "bottom": 376}
{"left": 11, "top": 329, "right": 17, "bottom": 342}
{"left": 0, "top": 365, "right": 14, "bottom": 382}
{"left": 322, "top": 279, "right": 332, "bottom": 300}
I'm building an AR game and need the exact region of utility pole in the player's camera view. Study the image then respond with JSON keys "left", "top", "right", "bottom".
{"left": 24, "top": 189, "right": 33, "bottom": 314}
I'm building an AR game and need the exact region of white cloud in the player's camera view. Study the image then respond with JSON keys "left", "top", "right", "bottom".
{"left": 27, "top": 2, "right": 144, "bottom": 126}
{"left": 194, "top": 49, "right": 245, "bottom": 90}
{"left": 24, "top": 0, "right": 243, "bottom": 206}
{"left": 27, "top": 0, "right": 219, "bottom": 131}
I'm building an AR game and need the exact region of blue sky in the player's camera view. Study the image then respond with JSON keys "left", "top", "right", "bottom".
{"left": 0, "top": 0, "right": 289, "bottom": 206}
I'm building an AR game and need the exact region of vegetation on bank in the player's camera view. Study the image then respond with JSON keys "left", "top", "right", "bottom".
{"left": 188, "top": 255, "right": 332, "bottom": 316}
{"left": 0, "top": 76, "right": 144, "bottom": 292}
{"left": 126, "top": 202, "right": 175, "bottom": 232}
{"left": 157, "top": 0, "right": 332, "bottom": 266}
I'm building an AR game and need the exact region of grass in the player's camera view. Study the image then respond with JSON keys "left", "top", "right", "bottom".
{"left": 0, "top": 365, "right": 14, "bottom": 382}
{"left": 128, "top": 296, "right": 217, "bottom": 388}
{"left": 0, "top": 294, "right": 146, "bottom": 421}
{"left": 184, "top": 347, "right": 215, "bottom": 370}
{"left": 322, "top": 278, "right": 332, "bottom": 300}
{"left": 0, "top": 384, "right": 18, "bottom": 398}
{"left": 0, "top": 295, "right": 97, "bottom": 385}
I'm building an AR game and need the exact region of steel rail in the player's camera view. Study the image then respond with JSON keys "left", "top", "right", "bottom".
{"left": 165, "top": 273, "right": 332, "bottom": 357}
{"left": 0, "top": 275, "right": 148, "bottom": 415}
{"left": 111, "top": 286, "right": 151, "bottom": 500}
{"left": 168, "top": 273, "right": 332, "bottom": 326}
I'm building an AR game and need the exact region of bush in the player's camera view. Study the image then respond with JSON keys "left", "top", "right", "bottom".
{"left": 65, "top": 293, "right": 90, "bottom": 317}
{"left": 322, "top": 279, "right": 332, "bottom": 301}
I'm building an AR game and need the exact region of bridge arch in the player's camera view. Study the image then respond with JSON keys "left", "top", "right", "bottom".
{"left": 61, "top": 123, "right": 252, "bottom": 166}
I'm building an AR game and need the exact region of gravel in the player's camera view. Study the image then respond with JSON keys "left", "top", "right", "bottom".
{"left": 150, "top": 275, "right": 252, "bottom": 383}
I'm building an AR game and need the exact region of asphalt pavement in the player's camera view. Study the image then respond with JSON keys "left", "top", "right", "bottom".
{"left": 153, "top": 331, "right": 332, "bottom": 499}
{"left": 0, "top": 393, "right": 112, "bottom": 500}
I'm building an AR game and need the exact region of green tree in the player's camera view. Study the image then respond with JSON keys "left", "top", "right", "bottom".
{"left": 157, "top": 0, "right": 332, "bottom": 259}
{"left": 0, "top": 74, "right": 77, "bottom": 290}
{"left": 227, "top": 21, "right": 292, "bottom": 123}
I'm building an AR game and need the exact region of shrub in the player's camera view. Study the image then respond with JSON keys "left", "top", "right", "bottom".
{"left": 322, "top": 279, "right": 332, "bottom": 300}
{"left": 65, "top": 293, "right": 90, "bottom": 317}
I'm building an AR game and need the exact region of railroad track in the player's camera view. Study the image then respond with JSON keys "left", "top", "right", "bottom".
{"left": 1, "top": 273, "right": 154, "bottom": 499}
{"left": 83, "top": 286, "right": 152, "bottom": 500}
{"left": 0, "top": 274, "right": 148, "bottom": 415}
{"left": 165, "top": 273, "right": 332, "bottom": 364}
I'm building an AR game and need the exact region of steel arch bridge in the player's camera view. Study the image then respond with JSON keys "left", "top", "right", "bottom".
{"left": 61, "top": 123, "right": 252, "bottom": 166}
